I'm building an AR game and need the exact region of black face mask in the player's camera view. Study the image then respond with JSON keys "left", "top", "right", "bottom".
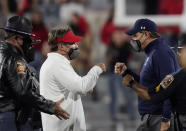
{"left": 130, "top": 39, "right": 142, "bottom": 52}
{"left": 21, "top": 37, "right": 35, "bottom": 62}
{"left": 68, "top": 48, "right": 80, "bottom": 60}
{"left": 130, "top": 32, "right": 146, "bottom": 52}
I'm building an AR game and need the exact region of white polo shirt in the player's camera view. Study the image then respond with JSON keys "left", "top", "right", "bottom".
{"left": 40, "top": 52, "right": 102, "bottom": 131}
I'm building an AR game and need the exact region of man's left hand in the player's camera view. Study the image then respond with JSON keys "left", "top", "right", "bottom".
{"left": 122, "top": 74, "right": 134, "bottom": 87}
{"left": 160, "top": 121, "right": 170, "bottom": 131}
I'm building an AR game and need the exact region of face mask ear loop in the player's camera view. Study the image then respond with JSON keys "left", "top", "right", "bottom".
{"left": 137, "top": 41, "right": 141, "bottom": 52}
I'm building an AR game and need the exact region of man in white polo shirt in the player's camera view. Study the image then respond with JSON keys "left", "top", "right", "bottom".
{"left": 40, "top": 25, "right": 106, "bottom": 131}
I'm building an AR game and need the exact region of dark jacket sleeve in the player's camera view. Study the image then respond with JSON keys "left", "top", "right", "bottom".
{"left": 149, "top": 84, "right": 174, "bottom": 104}
{"left": 149, "top": 70, "right": 183, "bottom": 110}
{"left": 152, "top": 50, "right": 177, "bottom": 119}
{"left": 5, "top": 57, "right": 55, "bottom": 114}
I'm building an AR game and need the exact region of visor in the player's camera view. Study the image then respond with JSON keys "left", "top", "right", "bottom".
{"left": 126, "top": 27, "right": 138, "bottom": 35}
{"left": 56, "top": 30, "right": 83, "bottom": 43}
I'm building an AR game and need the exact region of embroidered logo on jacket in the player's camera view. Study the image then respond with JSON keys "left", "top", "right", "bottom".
{"left": 16, "top": 61, "right": 26, "bottom": 76}
{"left": 160, "top": 75, "right": 174, "bottom": 89}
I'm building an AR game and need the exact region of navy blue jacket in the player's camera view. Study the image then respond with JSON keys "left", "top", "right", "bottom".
{"left": 138, "top": 38, "right": 179, "bottom": 118}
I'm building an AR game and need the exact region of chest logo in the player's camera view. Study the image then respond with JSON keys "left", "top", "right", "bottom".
{"left": 16, "top": 61, "right": 27, "bottom": 76}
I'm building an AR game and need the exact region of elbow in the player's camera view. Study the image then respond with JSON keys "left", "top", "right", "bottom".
{"left": 147, "top": 97, "right": 162, "bottom": 104}
{"left": 142, "top": 95, "right": 151, "bottom": 101}
{"left": 74, "top": 86, "right": 87, "bottom": 94}
{"left": 138, "top": 92, "right": 151, "bottom": 101}
{"left": 70, "top": 81, "right": 86, "bottom": 94}
{"left": 142, "top": 96, "right": 160, "bottom": 104}
{"left": 78, "top": 89, "right": 87, "bottom": 94}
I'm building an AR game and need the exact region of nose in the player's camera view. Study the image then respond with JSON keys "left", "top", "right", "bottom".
{"left": 72, "top": 43, "right": 79, "bottom": 49}
{"left": 131, "top": 36, "right": 137, "bottom": 40}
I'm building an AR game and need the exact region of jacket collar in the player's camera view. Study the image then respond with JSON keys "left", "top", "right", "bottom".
{"left": 144, "top": 38, "right": 159, "bottom": 55}
{"left": 47, "top": 52, "right": 70, "bottom": 64}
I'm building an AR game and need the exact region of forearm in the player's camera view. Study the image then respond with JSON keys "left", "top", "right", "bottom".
{"left": 130, "top": 81, "right": 151, "bottom": 101}
{"left": 56, "top": 65, "right": 102, "bottom": 94}
{"left": 80, "top": 66, "right": 102, "bottom": 93}
{"left": 7, "top": 59, "right": 56, "bottom": 115}
{"left": 27, "top": 76, "right": 56, "bottom": 114}
{"left": 123, "top": 74, "right": 171, "bottom": 104}
{"left": 11, "top": 77, "right": 55, "bottom": 114}
{"left": 18, "top": 81, "right": 56, "bottom": 114}
{"left": 31, "top": 94, "right": 56, "bottom": 114}
{"left": 12, "top": 84, "right": 56, "bottom": 114}
{"left": 130, "top": 82, "right": 170, "bottom": 104}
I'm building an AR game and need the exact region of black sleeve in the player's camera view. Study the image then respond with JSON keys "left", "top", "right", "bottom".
{"left": 149, "top": 85, "right": 174, "bottom": 104}
{"left": 122, "top": 69, "right": 140, "bottom": 82}
{"left": 149, "top": 72, "right": 183, "bottom": 104}
{"left": 6, "top": 57, "right": 55, "bottom": 114}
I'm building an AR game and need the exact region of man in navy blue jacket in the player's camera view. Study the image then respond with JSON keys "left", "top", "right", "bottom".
{"left": 115, "top": 18, "right": 179, "bottom": 131}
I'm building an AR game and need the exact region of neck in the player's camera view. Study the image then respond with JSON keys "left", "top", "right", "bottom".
{"left": 144, "top": 38, "right": 157, "bottom": 49}
{"left": 55, "top": 50, "right": 70, "bottom": 60}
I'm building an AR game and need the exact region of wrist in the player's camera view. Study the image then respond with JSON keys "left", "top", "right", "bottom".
{"left": 95, "top": 65, "right": 103, "bottom": 74}
{"left": 128, "top": 79, "right": 135, "bottom": 88}
{"left": 122, "top": 69, "right": 129, "bottom": 77}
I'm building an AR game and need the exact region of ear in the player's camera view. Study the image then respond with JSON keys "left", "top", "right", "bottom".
{"left": 58, "top": 43, "right": 63, "bottom": 50}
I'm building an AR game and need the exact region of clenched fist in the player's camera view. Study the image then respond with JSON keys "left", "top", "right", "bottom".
{"left": 114, "top": 62, "right": 127, "bottom": 75}
{"left": 97, "top": 63, "right": 106, "bottom": 72}
{"left": 122, "top": 74, "right": 134, "bottom": 87}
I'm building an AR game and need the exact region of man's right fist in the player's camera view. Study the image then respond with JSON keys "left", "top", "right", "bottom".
{"left": 97, "top": 63, "right": 106, "bottom": 72}
{"left": 114, "top": 62, "right": 127, "bottom": 75}
{"left": 122, "top": 74, "right": 134, "bottom": 87}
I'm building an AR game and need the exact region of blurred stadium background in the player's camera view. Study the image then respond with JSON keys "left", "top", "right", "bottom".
{"left": 0, "top": 0, "right": 185, "bottom": 131}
